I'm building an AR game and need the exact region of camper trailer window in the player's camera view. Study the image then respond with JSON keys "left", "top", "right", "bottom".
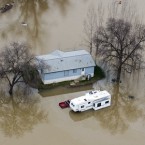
{"left": 105, "top": 101, "right": 109, "bottom": 104}
{"left": 97, "top": 103, "right": 101, "bottom": 107}
{"left": 71, "top": 103, "right": 75, "bottom": 107}
{"left": 81, "top": 105, "right": 84, "bottom": 108}
{"left": 88, "top": 102, "right": 91, "bottom": 104}
{"left": 89, "top": 91, "right": 93, "bottom": 94}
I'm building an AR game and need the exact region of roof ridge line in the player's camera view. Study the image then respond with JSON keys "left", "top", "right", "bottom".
{"left": 42, "top": 54, "right": 90, "bottom": 61}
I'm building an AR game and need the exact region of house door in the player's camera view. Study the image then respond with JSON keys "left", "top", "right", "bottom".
{"left": 81, "top": 68, "right": 85, "bottom": 75}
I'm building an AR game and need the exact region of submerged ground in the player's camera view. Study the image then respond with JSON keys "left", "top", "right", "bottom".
{"left": 0, "top": 0, "right": 145, "bottom": 145}
{"left": 1, "top": 90, "right": 145, "bottom": 145}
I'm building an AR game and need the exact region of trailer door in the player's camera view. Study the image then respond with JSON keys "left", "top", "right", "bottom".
{"left": 93, "top": 102, "right": 101, "bottom": 110}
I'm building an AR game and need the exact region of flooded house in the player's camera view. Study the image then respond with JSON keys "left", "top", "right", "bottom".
{"left": 36, "top": 50, "right": 95, "bottom": 84}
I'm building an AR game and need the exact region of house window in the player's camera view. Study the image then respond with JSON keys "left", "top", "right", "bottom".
{"left": 73, "top": 69, "right": 77, "bottom": 73}
{"left": 64, "top": 70, "right": 69, "bottom": 76}
{"left": 97, "top": 103, "right": 101, "bottom": 107}
{"left": 82, "top": 68, "right": 84, "bottom": 71}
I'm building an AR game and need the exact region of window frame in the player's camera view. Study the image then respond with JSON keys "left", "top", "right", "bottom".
{"left": 73, "top": 69, "right": 77, "bottom": 73}
{"left": 64, "top": 70, "right": 69, "bottom": 76}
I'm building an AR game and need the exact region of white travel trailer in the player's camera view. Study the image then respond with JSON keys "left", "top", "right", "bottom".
{"left": 69, "top": 90, "right": 111, "bottom": 112}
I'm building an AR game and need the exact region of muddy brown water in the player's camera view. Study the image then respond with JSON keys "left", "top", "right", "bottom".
{"left": 39, "top": 84, "right": 93, "bottom": 97}
{"left": 0, "top": 0, "right": 145, "bottom": 145}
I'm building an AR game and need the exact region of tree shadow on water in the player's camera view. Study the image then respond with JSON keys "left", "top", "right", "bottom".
{"left": 69, "top": 84, "right": 144, "bottom": 134}
{"left": 0, "top": 0, "right": 71, "bottom": 50}
{"left": 0, "top": 87, "right": 48, "bottom": 138}
{"left": 93, "top": 84, "right": 143, "bottom": 134}
{"left": 17, "top": 0, "right": 71, "bottom": 38}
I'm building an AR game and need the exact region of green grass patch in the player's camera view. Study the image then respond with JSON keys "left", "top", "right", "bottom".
{"left": 38, "top": 80, "right": 72, "bottom": 90}
{"left": 94, "top": 65, "right": 105, "bottom": 80}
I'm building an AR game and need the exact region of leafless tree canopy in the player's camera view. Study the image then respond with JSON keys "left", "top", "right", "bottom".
{"left": 0, "top": 42, "right": 35, "bottom": 96}
{"left": 83, "top": 1, "right": 104, "bottom": 55}
{"left": 84, "top": 6, "right": 97, "bottom": 54}
{"left": 93, "top": 18, "right": 145, "bottom": 82}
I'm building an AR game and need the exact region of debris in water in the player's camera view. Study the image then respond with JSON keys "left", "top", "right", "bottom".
{"left": 0, "top": 2, "right": 14, "bottom": 13}
{"left": 21, "top": 22, "right": 28, "bottom": 26}
{"left": 128, "top": 95, "right": 135, "bottom": 99}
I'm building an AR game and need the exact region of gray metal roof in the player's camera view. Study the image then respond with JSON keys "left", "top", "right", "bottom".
{"left": 36, "top": 50, "right": 95, "bottom": 73}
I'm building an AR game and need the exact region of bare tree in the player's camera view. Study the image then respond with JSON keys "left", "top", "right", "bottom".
{"left": 83, "top": 6, "right": 97, "bottom": 55}
{"left": 0, "top": 42, "right": 36, "bottom": 97}
{"left": 93, "top": 18, "right": 145, "bottom": 83}
{"left": 83, "top": 1, "right": 104, "bottom": 58}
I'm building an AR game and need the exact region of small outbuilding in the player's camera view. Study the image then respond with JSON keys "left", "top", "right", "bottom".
{"left": 36, "top": 50, "right": 95, "bottom": 84}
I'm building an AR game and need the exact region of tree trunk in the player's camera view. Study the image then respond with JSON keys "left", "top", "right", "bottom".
{"left": 9, "top": 85, "right": 14, "bottom": 96}
{"left": 116, "top": 66, "right": 122, "bottom": 83}
{"left": 90, "top": 41, "right": 93, "bottom": 54}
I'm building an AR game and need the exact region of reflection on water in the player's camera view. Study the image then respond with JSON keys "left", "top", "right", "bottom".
{"left": 69, "top": 84, "right": 144, "bottom": 134}
{"left": 0, "top": 102, "right": 47, "bottom": 137}
{"left": 0, "top": 0, "right": 145, "bottom": 144}
{"left": 18, "top": 0, "right": 49, "bottom": 40}
{"left": 52, "top": 0, "right": 70, "bottom": 14}
{"left": 0, "top": 89, "right": 48, "bottom": 137}
{"left": 69, "top": 109, "right": 93, "bottom": 122}
{"left": 0, "top": 0, "right": 71, "bottom": 53}
{"left": 0, "top": 0, "right": 49, "bottom": 50}
{"left": 94, "top": 84, "right": 143, "bottom": 134}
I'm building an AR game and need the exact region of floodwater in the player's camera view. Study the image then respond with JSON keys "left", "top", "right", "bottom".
{"left": 0, "top": 0, "right": 145, "bottom": 145}
{"left": 1, "top": 88, "right": 145, "bottom": 145}
{"left": 39, "top": 84, "right": 93, "bottom": 97}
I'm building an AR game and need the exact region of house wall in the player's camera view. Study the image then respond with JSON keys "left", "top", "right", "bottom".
{"left": 41, "top": 66, "right": 95, "bottom": 84}
{"left": 85, "top": 67, "right": 94, "bottom": 77}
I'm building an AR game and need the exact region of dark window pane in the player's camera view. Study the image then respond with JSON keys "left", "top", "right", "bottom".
{"left": 97, "top": 103, "right": 101, "bottom": 107}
